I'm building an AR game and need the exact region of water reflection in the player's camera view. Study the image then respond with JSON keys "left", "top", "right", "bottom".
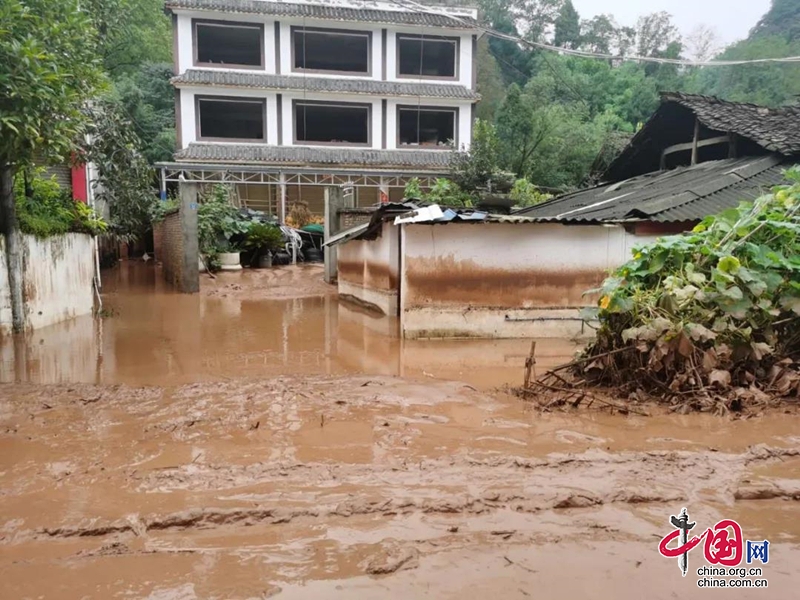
{"left": 0, "top": 263, "right": 581, "bottom": 389}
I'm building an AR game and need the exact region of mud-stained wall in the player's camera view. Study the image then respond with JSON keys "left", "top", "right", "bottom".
{"left": 400, "top": 222, "right": 655, "bottom": 339}
{"left": 0, "top": 233, "right": 95, "bottom": 334}
{"left": 338, "top": 222, "right": 400, "bottom": 315}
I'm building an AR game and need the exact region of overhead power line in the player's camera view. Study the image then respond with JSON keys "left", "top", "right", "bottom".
{"left": 389, "top": 0, "right": 800, "bottom": 67}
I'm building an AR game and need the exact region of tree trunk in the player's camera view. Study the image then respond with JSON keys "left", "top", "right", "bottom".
{"left": 0, "top": 164, "right": 25, "bottom": 333}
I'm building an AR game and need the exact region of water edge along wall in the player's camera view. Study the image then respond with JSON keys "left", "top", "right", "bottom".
{"left": 399, "top": 221, "right": 658, "bottom": 339}
{"left": 0, "top": 233, "right": 95, "bottom": 334}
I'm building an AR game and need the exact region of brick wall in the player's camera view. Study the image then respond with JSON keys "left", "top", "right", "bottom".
{"left": 339, "top": 207, "right": 376, "bottom": 231}
{"left": 152, "top": 221, "right": 164, "bottom": 262}
{"left": 161, "top": 209, "right": 183, "bottom": 287}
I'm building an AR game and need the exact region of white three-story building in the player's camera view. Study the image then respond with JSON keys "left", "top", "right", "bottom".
{"left": 163, "top": 0, "right": 480, "bottom": 216}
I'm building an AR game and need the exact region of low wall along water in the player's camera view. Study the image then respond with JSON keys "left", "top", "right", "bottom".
{"left": 0, "top": 233, "right": 95, "bottom": 334}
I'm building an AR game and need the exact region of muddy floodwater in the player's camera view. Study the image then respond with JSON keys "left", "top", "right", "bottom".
{"left": 1, "top": 264, "right": 799, "bottom": 599}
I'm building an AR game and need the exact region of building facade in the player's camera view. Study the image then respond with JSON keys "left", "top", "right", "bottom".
{"left": 164, "top": 0, "right": 480, "bottom": 217}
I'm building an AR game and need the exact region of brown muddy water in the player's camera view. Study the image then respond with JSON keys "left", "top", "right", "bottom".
{"left": 1, "top": 263, "right": 799, "bottom": 599}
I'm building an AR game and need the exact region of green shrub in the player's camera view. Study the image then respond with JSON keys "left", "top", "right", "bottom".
{"left": 14, "top": 172, "right": 107, "bottom": 237}
{"left": 244, "top": 222, "right": 284, "bottom": 255}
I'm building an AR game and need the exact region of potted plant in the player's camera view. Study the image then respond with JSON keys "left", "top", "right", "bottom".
{"left": 244, "top": 222, "right": 285, "bottom": 268}
{"left": 198, "top": 184, "right": 249, "bottom": 271}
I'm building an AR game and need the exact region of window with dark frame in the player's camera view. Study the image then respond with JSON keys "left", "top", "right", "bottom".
{"left": 293, "top": 27, "right": 370, "bottom": 74}
{"left": 398, "top": 106, "right": 456, "bottom": 148}
{"left": 197, "top": 97, "right": 266, "bottom": 141}
{"left": 195, "top": 21, "right": 264, "bottom": 68}
{"left": 295, "top": 101, "right": 370, "bottom": 145}
{"left": 397, "top": 35, "right": 457, "bottom": 78}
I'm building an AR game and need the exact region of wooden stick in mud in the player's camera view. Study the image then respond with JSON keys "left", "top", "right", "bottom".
{"left": 524, "top": 341, "right": 537, "bottom": 389}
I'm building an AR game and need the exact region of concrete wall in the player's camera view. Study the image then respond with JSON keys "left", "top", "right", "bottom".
{"left": 0, "top": 234, "right": 95, "bottom": 335}
{"left": 400, "top": 222, "right": 657, "bottom": 339}
{"left": 161, "top": 210, "right": 184, "bottom": 288}
{"left": 338, "top": 221, "right": 400, "bottom": 315}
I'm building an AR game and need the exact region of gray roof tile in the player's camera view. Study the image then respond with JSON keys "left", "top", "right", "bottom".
{"left": 173, "top": 69, "right": 479, "bottom": 100}
{"left": 164, "top": 0, "right": 477, "bottom": 29}
{"left": 606, "top": 93, "right": 800, "bottom": 180}
{"left": 516, "top": 156, "right": 789, "bottom": 224}
{"left": 662, "top": 93, "right": 800, "bottom": 155}
{"left": 175, "top": 143, "right": 454, "bottom": 170}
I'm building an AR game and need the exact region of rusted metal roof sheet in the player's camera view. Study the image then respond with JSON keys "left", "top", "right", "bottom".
{"left": 164, "top": 0, "right": 478, "bottom": 29}
{"left": 516, "top": 156, "right": 789, "bottom": 224}
{"left": 173, "top": 70, "right": 480, "bottom": 101}
{"left": 176, "top": 143, "right": 454, "bottom": 170}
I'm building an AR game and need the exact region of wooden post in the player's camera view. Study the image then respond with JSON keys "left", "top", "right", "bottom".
{"left": 728, "top": 132, "right": 738, "bottom": 158}
{"left": 690, "top": 118, "right": 700, "bottom": 166}
{"left": 0, "top": 164, "right": 24, "bottom": 333}
{"left": 524, "top": 341, "right": 537, "bottom": 389}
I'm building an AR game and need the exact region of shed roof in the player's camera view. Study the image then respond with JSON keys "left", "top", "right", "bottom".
{"left": 175, "top": 143, "right": 454, "bottom": 170}
{"left": 164, "top": 0, "right": 478, "bottom": 29}
{"left": 605, "top": 93, "right": 800, "bottom": 181}
{"left": 516, "top": 155, "right": 788, "bottom": 224}
{"left": 173, "top": 70, "right": 480, "bottom": 101}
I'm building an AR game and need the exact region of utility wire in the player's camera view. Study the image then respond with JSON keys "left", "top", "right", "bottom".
{"left": 388, "top": 0, "right": 800, "bottom": 67}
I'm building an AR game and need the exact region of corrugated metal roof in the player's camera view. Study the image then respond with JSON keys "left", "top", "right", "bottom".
{"left": 173, "top": 70, "right": 480, "bottom": 101}
{"left": 175, "top": 143, "right": 454, "bottom": 170}
{"left": 164, "top": 0, "right": 478, "bottom": 29}
{"left": 516, "top": 156, "right": 789, "bottom": 224}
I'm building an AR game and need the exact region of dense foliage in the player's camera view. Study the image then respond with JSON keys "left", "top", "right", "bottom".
{"left": 576, "top": 169, "right": 800, "bottom": 411}
{"left": 0, "top": 0, "right": 105, "bottom": 170}
{"left": 14, "top": 172, "right": 107, "bottom": 237}
{"left": 476, "top": 0, "right": 800, "bottom": 192}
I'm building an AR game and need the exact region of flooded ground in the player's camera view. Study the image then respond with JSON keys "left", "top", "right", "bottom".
{"left": 1, "top": 264, "right": 799, "bottom": 599}
{"left": 0, "top": 263, "right": 579, "bottom": 390}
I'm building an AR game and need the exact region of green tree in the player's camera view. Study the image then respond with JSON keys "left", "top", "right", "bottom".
{"left": 0, "top": 0, "right": 105, "bottom": 331}
{"left": 517, "top": 0, "right": 566, "bottom": 43}
{"left": 476, "top": 37, "right": 507, "bottom": 122}
{"left": 113, "top": 62, "right": 176, "bottom": 163}
{"left": 635, "top": 12, "right": 682, "bottom": 57}
{"left": 83, "top": 0, "right": 171, "bottom": 77}
{"left": 554, "top": 0, "right": 581, "bottom": 49}
{"left": 478, "top": 0, "right": 531, "bottom": 84}
{"left": 82, "top": 101, "right": 158, "bottom": 241}
{"left": 450, "top": 120, "right": 502, "bottom": 192}
{"left": 752, "top": 0, "right": 800, "bottom": 41}
{"left": 495, "top": 83, "right": 543, "bottom": 176}
{"left": 580, "top": 15, "right": 617, "bottom": 54}
{"left": 691, "top": 35, "right": 800, "bottom": 106}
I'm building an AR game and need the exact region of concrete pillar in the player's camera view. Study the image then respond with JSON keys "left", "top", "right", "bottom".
{"left": 279, "top": 172, "right": 287, "bottom": 224}
{"left": 323, "top": 185, "right": 355, "bottom": 284}
{"left": 179, "top": 180, "right": 200, "bottom": 294}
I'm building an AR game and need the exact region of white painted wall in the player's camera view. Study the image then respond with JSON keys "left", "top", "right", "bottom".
{"left": 399, "top": 222, "right": 659, "bottom": 339}
{"left": 385, "top": 28, "right": 474, "bottom": 87}
{"left": 0, "top": 234, "right": 95, "bottom": 335}
{"left": 178, "top": 86, "right": 471, "bottom": 151}
{"left": 176, "top": 13, "right": 277, "bottom": 74}
{"left": 337, "top": 222, "right": 399, "bottom": 315}
{"left": 172, "top": 5, "right": 477, "bottom": 151}
{"left": 385, "top": 98, "right": 472, "bottom": 150}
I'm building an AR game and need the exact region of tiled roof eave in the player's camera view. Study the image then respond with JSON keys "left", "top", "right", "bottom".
{"left": 174, "top": 143, "right": 456, "bottom": 171}
{"left": 164, "top": 0, "right": 479, "bottom": 30}
{"left": 172, "top": 70, "right": 480, "bottom": 101}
